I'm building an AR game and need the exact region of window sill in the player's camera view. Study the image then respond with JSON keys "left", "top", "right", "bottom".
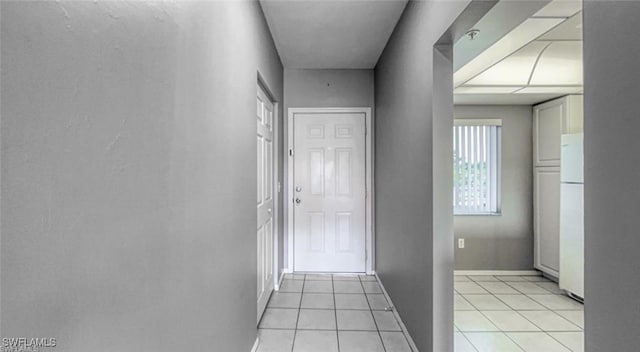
{"left": 454, "top": 212, "right": 502, "bottom": 217}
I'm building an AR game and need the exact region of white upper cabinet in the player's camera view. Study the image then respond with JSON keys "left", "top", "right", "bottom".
{"left": 534, "top": 101, "right": 564, "bottom": 166}
{"left": 533, "top": 95, "right": 583, "bottom": 167}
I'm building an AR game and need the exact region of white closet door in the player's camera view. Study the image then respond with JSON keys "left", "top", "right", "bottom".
{"left": 257, "top": 86, "right": 274, "bottom": 321}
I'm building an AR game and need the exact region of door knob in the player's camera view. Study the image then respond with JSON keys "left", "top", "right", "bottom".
{"left": 267, "top": 208, "right": 272, "bottom": 213}
{"left": 296, "top": 186, "right": 302, "bottom": 192}
{"left": 295, "top": 198, "right": 302, "bottom": 204}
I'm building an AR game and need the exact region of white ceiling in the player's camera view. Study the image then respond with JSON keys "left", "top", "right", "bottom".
{"left": 260, "top": 0, "right": 408, "bottom": 69}
{"left": 453, "top": 0, "right": 554, "bottom": 72}
{"left": 454, "top": 0, "right": 583, "bottom": 105}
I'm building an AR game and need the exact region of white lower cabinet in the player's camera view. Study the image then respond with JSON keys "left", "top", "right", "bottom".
{"left": 534, "top": 167, "right": 561, "bottom": 277}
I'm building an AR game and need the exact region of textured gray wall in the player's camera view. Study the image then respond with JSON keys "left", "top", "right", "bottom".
{"left": 374, "top": 1, "right": 472, "bottom": 351}
{"left": 0, "top": 1, "right": 283, "bottom": 351}
{"left": 453, "top": 105, "right": 534, "bottom": 270}
{"left": 284, "top": 69, "right": 374, "bottom": 108}
{"left": 283, "top": 68, "right": 374, "bottom": 271}
{"left": 583, "top": 2, "right": 640, "bottom": 351}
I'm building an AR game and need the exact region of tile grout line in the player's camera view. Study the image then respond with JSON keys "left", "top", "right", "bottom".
{"left": 461, "top": 276, "right": 582, "bottom": 312}
{"left": 465, "top": 276, "right": 582, "bottom": 309}
{"left": 290, "top": 274, "right": 306, "bottom": 352}
{"left": 462, "top": 278, "right": 531, "bottom": 334}
{"left": 332, "top": 275, "right": 340, "bottom": 352}
{"left": 458, "top": 328, "right": 582, "bottom": 333}
{"left": 475, "top": 292, "right": 549, "bottom": 334}
{"left": 502, "top": 329, "right": 535, "bottom": 352}
{"left": 372, "top": 274, "right": 418, "bottom": 352}
{"left": 457, "top": 331, "right": 481, "bottom": 352}
{"left": 463, "top": 283, "right": 581, "bottom": 334}
{"left": 457, "top": 277, "right": 531, "bottom": 352}
{"left": 545, "top": 330, "right": 581, "bottom": 352}
{"left": 359, "top": 275, "right": 387, "bottom": 352}
{"left": 269, "top": 274, "right": 417, "bottom": 351}
{"left": 457, "top": 275, "right": 583, "bottom": 352}
{"left": 294, "top": 275, "right": 305, "bottom": 352}
{"left": 492, "top": 283, "right": 584, "bottom": 333}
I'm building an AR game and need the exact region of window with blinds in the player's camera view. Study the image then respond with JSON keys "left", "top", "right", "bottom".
{"left": 453, "top": 119, "right": 501, "bottom": 214}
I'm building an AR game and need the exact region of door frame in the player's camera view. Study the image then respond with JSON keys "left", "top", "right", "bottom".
{"left": 286, "top": 107, "right": 374, "bottom": 274}
{"left": 257, "top": 75, "right": 280, "bottom": 294}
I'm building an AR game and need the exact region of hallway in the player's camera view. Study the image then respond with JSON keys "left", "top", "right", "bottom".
{"left": 2, "top": 1, "right": 640, "bottom": 352}
{"left": 257, "top": 274, "right": 413, "bottom": 352}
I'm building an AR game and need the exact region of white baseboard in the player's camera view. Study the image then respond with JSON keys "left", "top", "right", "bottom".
{"left": 374, "top": 272, "right": 420, "bottom": 352}
{"left": 250, "top": 336, "right": 259, "bottom": 352}
{"left": 454, "top": 270, "right": 541, "bottom": 276}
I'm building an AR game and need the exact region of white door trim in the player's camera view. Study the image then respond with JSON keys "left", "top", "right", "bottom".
{"left": 257, "top": 76, "right": 280, "bottom": 292}
{"left": 271, "top": 99, "right": 280, "bottom": 290}
{"left": 286, "top": 107, "right": 374, "bottom": 274}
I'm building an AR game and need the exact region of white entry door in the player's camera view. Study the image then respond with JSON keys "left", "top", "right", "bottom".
{"left": 257, "top": 86, "right": 274, "bottom": 321}
{"left": 293, "top": 112, "right": 366, "bottom": 272}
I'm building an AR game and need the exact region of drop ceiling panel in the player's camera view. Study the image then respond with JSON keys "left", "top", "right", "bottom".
{"left": 454, "top": 17, "right": 564, "bottom": 87}
{"left": 529, "top": 41, "right": 583, "bottom": 85}
{"left": 538, "top": 13, "right": 582, "bottom": 40}
{"left": 455, "top": 93, "right": 564, "bottom": 105}
{"left": 516, "top": 86, "right": 583, "bottom": 94}
{"left": 455, "top": 86, "right": 523, "bottom": 94}
{"left": 533, "top": 0, "right": 582, "bottom": 17}
{"left": 453, "top": 0, "right": 551, "bottom": 71}
{"left": 454, "top": 0, "right": 583, "bottom": 105}
{"left": 465, "top": 41, "right": 548, "bottom": 86}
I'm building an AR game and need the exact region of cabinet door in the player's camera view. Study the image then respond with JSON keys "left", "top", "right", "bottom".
{"left": 534, "top": 99, "right": 565, "bottom": 166}
{"left": 534, "top": 167, "right": 561, "bottom": 276}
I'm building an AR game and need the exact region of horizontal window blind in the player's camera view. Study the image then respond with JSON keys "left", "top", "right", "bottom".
{"left": 453, "top": 121, "right": 501, "bottom": 214}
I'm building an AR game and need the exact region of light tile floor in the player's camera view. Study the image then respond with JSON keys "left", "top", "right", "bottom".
{"left": 455, "top": 275, "right": 584, "bottom": 352}
{"left": 257, "top": 274, "right": 415, "bottom": 352}
{"left": 258, "top": 273, "right": 584, "bottom": 352}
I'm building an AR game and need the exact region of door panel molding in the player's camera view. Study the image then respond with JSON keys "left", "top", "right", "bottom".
{"left": 286, "top": 108, "right": 374, "bottom": 274}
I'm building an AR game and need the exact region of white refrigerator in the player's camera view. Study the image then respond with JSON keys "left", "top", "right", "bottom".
{"left": 559, "top": 133, "right": 584, "bottom": 299}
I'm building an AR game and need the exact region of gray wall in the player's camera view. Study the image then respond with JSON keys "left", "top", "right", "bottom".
{"left": 374, "top": 1, "right": 472, "bottom": 351}
{"left": 432, "top": 44, "right": 456, "bottom": 352}
{"left": 283, "top": 68, "right": 374, "bottom": 271}
{"left": 453, "top": 105, "right": 533, "bottom": 270}
{"left": 583, "top": 2, "right": 640, "bottom": 351}
{"left": 0, "top": 1, "right": 283, "bottom": 351}
{"left": 284, "top": 69, "right": 374, "bottom": 108}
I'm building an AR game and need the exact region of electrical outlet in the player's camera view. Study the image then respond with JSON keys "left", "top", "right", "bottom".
{"left": 458, "top": 238, "right": 465, "bottom": 249}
